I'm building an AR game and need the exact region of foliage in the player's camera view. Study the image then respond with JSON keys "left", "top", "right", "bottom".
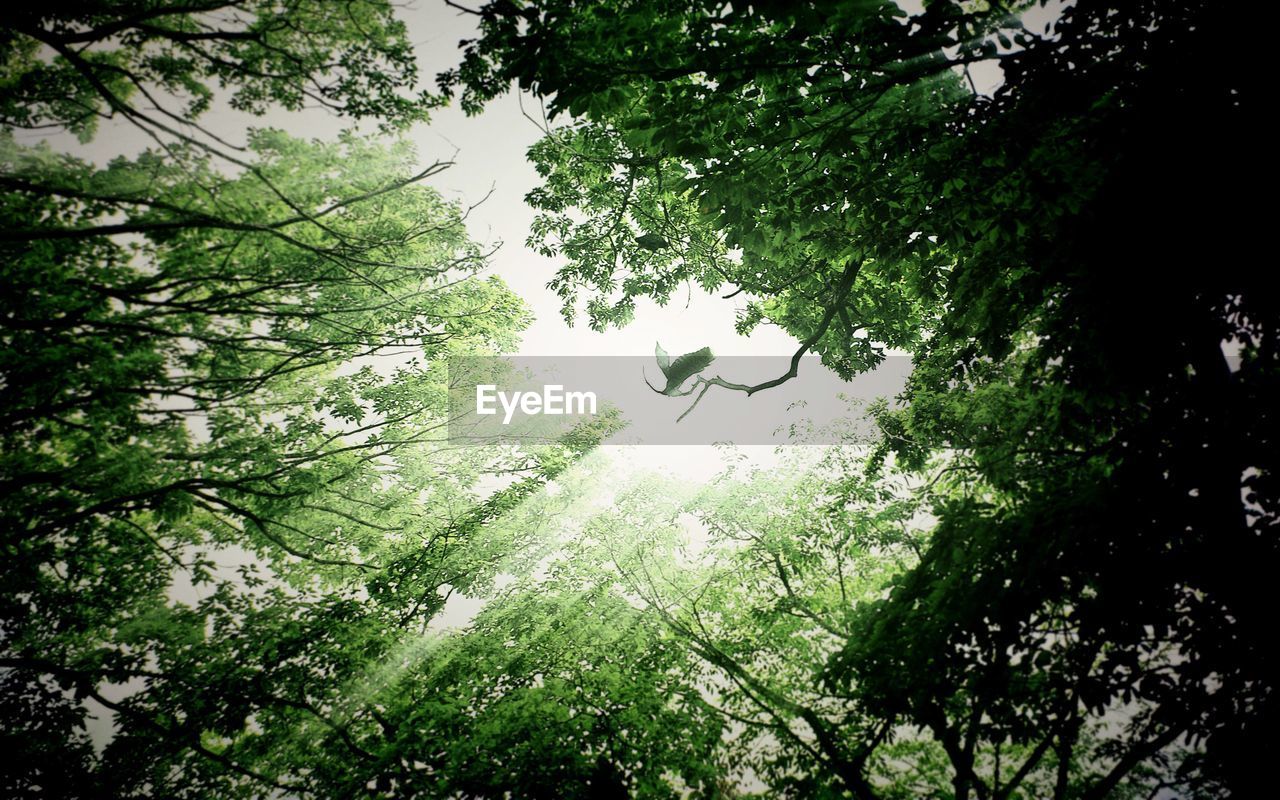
{"left": 0, "top": 3, "right": 637, "bottom": 796}
{"left": 0, "top": 119, "right": 590, "bottom": 793}
{"left": 446, "top": 0, "right": 1274, "bottom": 796}
{"left": 1, "top": 5, "right": 723, "bottom": 797}
{"left": 3, "top": 0, "right": 1274, "bottom": 796}
{"left": 504, "top": 445, "right": 1199, "bottom": 798}
{"left": 1, "top": 0, "right": 434, "bottom": 142}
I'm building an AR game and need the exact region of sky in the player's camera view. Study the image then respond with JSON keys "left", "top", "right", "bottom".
{"left": 391, "top": 3, "right": 910, "bottom": 457}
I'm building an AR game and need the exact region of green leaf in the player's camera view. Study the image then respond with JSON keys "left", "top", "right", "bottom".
{"left": 658, "top": 346, "right": 714, "bottom": 395}
{"left": 655, "top": 341, "right": 671, "bottom": 375}
{"left": 635, "top": 232, "right": 670, "bottom": 251}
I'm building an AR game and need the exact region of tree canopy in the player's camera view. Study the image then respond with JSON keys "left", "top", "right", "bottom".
{"left": 2, "top": 1, "right": 1273, "bottom": 797}
{"left": 1, "top": 3, "right": 616, "bottom": 795}
{"left": 442, "top": 0, "right": 1274, "bottom": 795}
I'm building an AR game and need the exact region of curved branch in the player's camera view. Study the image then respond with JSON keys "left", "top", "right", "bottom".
{"left": 667, "top": 260, "right": 863, "bottom": 420}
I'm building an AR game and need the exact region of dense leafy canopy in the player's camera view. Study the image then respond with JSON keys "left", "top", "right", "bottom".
{"left": 0, "top": 115, "right": 588, "bottom": 797}
{"left": 1, "top": 0, "right": 1273, "bottom": 798}
{"left": 443, "top": 0, "right": 1274, "bottom": 796}
{"left": 1, "top": 3, "right": 628, "bottom": 796}
{"left": 1, "top": 0, "right": 435, "bottom": 142}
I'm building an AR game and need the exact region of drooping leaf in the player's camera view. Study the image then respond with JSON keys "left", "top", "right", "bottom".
{"left": 657, "top": 346, "right": 714, "bottom": 395}
{"left": 655, "top": 341, "right": 671, "bottom": 375}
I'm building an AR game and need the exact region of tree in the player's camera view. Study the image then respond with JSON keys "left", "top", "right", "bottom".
{"left": 0, "top": 122, "right": 589, "bottom": 793}
{"left": 6, "top": 0, "right": 1274, "bottom": 794}
{"left": 0, "top": 3, "right": 628, "bottom": 795}
{"left": 445, "top": 0, "right": 1275, "bottom": 794}
{"left": 2, "top": 0, "right": 434, "bottom": 141}
{"left": 492, "top": 444, "right": 1196, "bottom": 798}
